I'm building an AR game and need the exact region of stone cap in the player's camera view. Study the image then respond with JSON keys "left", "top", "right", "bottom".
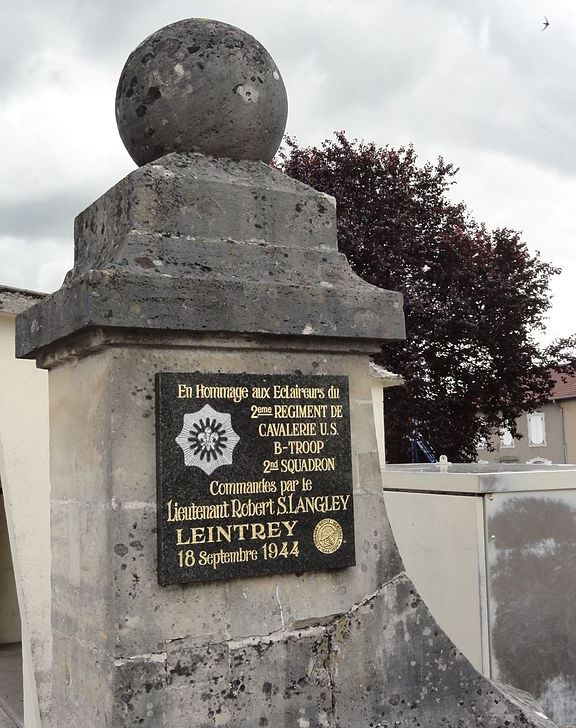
{"left": 16, "top": 154, "right": 405, "bottom": 359}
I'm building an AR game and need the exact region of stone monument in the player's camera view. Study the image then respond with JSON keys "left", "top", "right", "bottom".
{"left": 17, "top": 18, "right": 556, "bottom": 727}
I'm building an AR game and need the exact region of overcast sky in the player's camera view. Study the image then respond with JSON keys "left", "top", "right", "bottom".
{"left": 2, "top": 0, "right": 575, "bottom": 340}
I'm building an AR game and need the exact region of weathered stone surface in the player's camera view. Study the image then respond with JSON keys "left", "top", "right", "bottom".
{"left": 102, "top": 576, "right": 555, "bottom": 728}
{"left": 43, "top": 333, "right": 555, "bottom": 727}
{"left": 47, "top": 337, "right": 403, "bottom": 657}
{"left": 51, "top": 634, "right": 114, "bottom": 726}
{"left": 115, "top": 19, "right": 288, "bottom": 166}
{"left": 16, "top": 154, "right": 404, "bottom": 358}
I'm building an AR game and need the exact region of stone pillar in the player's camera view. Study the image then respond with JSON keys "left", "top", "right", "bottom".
{"left": 17, "top": 18, "right": 556, "bottom": 728}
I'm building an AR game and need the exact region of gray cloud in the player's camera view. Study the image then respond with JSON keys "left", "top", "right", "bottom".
{"left": 1, "top": 0, "right": 576, "bottom": 338}
{"left": 0, "top": 193, "right": 86, "bottom": 240}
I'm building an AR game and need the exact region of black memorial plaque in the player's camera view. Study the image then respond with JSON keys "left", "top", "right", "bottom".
{"left": 155, "top": 372, "right": 355, "bottom": 585}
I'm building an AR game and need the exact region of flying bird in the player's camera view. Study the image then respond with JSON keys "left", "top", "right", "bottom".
{"left": 542, "top": 16, "right": 550, "bottom": 31}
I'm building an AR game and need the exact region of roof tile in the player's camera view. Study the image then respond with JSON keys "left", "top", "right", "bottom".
{"left": 551, "top": 370, "right": 576, "bottom": 400}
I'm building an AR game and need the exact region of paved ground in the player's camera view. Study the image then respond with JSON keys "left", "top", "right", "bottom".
{"left": 0, "top": 643, "right": 22, "bottom": 727}
{"left": 0, "top": 707, "right": 18, "bottom": 728}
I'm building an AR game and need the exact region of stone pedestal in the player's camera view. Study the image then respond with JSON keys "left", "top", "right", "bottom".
{"left": 16, "top": 150, "right": 556, "bottom": 727}
{"left": 45, "top": 332, "right": 400, "bottom": 726}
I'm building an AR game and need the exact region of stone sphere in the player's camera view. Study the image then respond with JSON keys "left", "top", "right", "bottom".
{"left": 115, "top": 19, "right": 288, "bottom": 166}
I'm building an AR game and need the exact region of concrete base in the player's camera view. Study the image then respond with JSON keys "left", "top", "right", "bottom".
{"left": 0, "top": 643, "right": 23, "bottom": 728}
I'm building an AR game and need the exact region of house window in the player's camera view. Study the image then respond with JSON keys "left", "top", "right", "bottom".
{"left": 527, "top": 412, "right": 546, "bottom": 446}
{"left": 500, "top": 428, "right": 515, "bottom": 449}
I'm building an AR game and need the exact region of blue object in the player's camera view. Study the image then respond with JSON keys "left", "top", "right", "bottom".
{"left": 409, "top": 431, "right": 437, "bottom": 463}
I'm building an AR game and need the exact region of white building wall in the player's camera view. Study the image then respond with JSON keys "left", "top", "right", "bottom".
{"left": 0, "top": 308, "right": 51, "bottom": 728}
{"left": 370, "top": 362, "right": 403, "bottom": 467}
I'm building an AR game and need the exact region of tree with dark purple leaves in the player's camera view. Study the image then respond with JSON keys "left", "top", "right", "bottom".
{"left": 278, "top": 132, "right": 576, "bottom": 462}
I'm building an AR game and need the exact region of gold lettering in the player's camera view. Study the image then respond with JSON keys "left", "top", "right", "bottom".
{"left": 276, "top": 495, "right": 349, "bottom": 515}
{"left": 236, "top": 523, "right": 249, "bottom": 541}
{"left": 175, "top": 521, "right": 300, "bottom": 548}
{"left": 195, "top": 383, "right": 249, "bottom": 403}
{"left": 250, "top": 523, "right": 267, "bottom": 540}
{"left": 273, "top": 404, "right": 328, "bottom": 419}
{"left": 267, "top": 522, "right": 281, "bottom": 539}
{"left": 215, "top": 525, "right": 232, "bottom": 543}
{"left": 165, "top": 500, "right": 229, "bottom": 522}
{"left": 280, "top": 457, "right": 336, "bottom": 474}
{"left": 209, "top": 479, "right": 277, "bottom": 496}
{"left": 272, "top": 385, "right": 325, "bottom": 400}
{"left": 282, "top": 520, "right": 297, "bottom": 537}
{"left": 190, "top": 527, "right": 206, "bottom": 544}
{"left": 176, "top": 528, "right": 191, "bottom": 545}
{"left": 230, "top": 498, "right": 275, "bottom": 518}
{"left": 177, "top": 384, "right": 193, "bottom": 398}
{"left": 198, "top": 547, "right": 259, "bottom": 570}
{"left": 258, "top": 421, "right": 318, "bottom": 437}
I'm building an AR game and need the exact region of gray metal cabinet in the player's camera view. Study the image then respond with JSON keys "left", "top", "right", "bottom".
{"left": 381, "top": 464, "right": 576, "bottom": 727}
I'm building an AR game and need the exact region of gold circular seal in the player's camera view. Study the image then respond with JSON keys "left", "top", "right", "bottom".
{"left": 313, "top": 518, "right": 343, "bottom": 554}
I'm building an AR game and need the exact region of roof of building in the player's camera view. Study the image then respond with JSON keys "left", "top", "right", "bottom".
{"left": 0, "top": 285, "right": 46, "bottom": 315}
{"left": 551, "top": 370, "right": 576, "bottom": 400}
{"left": 369, "top": 361, "right": 404, "bottom": 388}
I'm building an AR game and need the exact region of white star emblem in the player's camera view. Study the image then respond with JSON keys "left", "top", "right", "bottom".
{"left": 175, "top": 405, "right": 240, "bottom": 475}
